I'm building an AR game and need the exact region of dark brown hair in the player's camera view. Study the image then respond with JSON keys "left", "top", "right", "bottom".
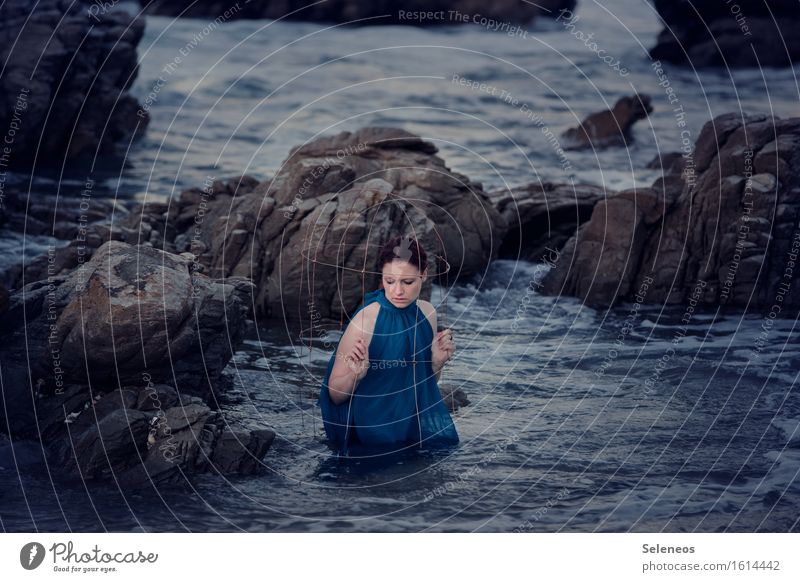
{"left": 376, "top": 235, "right": 427, "bottom": 275}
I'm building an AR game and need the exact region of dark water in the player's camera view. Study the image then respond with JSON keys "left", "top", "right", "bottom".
{"left": 2, "top": 0, "right": 800, "bottom": 531}
{"left": 2, "top": 261, "right": 799, "bottom": 532}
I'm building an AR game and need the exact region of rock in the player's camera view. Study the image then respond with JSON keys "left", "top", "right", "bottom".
{"left": 34, "top": 382, "right": 275, "bottom": 486}
{"left": 647, "top": 152, "right": 685, "bottom": 175}
{"left": 487, "top": 182, "right": 607, "bottom": 261}
{"left": 536, "top": 0, "right": 577, "bottom": 18}
{"left": 649, "top": 0, "right": 800, "bottom": 68}
{"left": 542, "top": 113, "right": 800, "bottom": 316}
{"left": 0, "top": 239, "right": 274, "bottom": 488}
{"left": 439, "top": 384, "right": 470, "bottom": 412}
{"left": 67, "top": 409, "right": 152, "bottom": 479}
{"left": 0, "top": 0, "right": 148, "bottom": 171}
{"left": 0, "top": 240, "right": 254, "bottom": 399}
{"left": 210, "top": 427, "right": 276, "bottom": 475}
{"left": 541, "top": 187, "right": 665, "bottom": 307}
{"left": 124, "top": 128, "right": 506, "bottom": 321}
{"left": 137, "top": 0, "right": 561, "bottom": 25}
{"left": 562, "top": 94, "right": 653, "bottom": 150}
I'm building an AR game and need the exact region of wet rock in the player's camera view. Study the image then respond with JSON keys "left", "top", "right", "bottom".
{"left": 124, "top": 128, "right": 506, "bottom": 321}
{"left": 439, "top": 384, "right": 470, "bottom": 412}
{"left": 487, "top": 182, "right": 607, "bottom": 261}
{"left": 542, "top": 113, "right": 800, "bottom": 316}
{"left": 0, "top": 240, "right": 254, "bottom": 402}
{"left": 562, "top": 94, "right": 653, "bottom": 150}
{"left": 650, "top": 0, "right": 800, "bottom": 68}
{"left": 35, "top": 382, "right": 275, "bottom": 486}
{"left": 0, "top": 0, "right": 148, "bottom": 171}
{"left": 210, "top": 427, "right": 276, "bottom": 474}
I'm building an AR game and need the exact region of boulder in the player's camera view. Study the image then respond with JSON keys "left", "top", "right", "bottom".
{"left": 0, "top": 240, "right": 274, "bottom": 488}
{"left": 649, "top": 0, "right": 800, "bottom": 68}
{"left": 0, "top": 0, "right": 148, "bottom": 171}
{"left": 542, "top": 113, "right": 800, "bottom": 316}
{"left": 562, "top": 94, "right": 653, "bottom": 150}
{"left": 487, "top": 182, "right": 607, "bottom": 261}
{"left": 439, "top": 383, "right": 470, "bottom": 412}
{"left": 0, "top": 240, "right": 254, "bottom": 401}
{"left": 122, "top": 127, "right": 506, "bottom": 321}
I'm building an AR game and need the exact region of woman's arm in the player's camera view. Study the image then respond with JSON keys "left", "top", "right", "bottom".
{"left": 430, "top": 308, "right": 443, "bottom": 382}
{"left": 327, "top": 307, "right": 374, "bottom": 405}
{"left": 417, "top": 301, "right": 454, "bottom": 381}
{"left": 427, "top": 304, "right": 454, "bottom": 381}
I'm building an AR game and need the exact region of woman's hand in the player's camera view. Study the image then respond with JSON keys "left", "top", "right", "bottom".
{"left": 343, "top": 337, "right": 370, "bottom": 381}
{"left": 432, "top": 328, "right": 455, "bottom": 372}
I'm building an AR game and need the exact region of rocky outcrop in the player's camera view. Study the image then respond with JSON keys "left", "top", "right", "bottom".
{"left": 104, "top": 128, "right": 505, "bottom": 321}
{"left": 0, "top": 240, "right": 272, "bottom": 488}
{"left": 487, "top": 182, "right": 607, "bottom": 261}
{"left": 0, "top": 0, "right": 148, "bottom": 171}
{"left": 650, "top": 0, "right": 800, "bottom": 68}
{"left": 562, "top": 94, "right": 653, "bottom": 150}
{"left": 8, "top": 129, "right": 506, "bottom": 322}
{"left": 542, "top": 113, "right": 800, "bottom": 316}
{"left": 137, "top": 0, "right": 572, "bottom": 24}
{"left": 2, "top": 240, "right": 253, "bottom": 393}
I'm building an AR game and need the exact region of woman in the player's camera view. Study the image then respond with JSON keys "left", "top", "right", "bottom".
{"left": 317, "top": 235, "right": 458, "bottom": 456}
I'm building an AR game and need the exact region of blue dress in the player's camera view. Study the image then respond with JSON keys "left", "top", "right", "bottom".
{"left": 317, "top": 288, "right": 459, "bottom": 457}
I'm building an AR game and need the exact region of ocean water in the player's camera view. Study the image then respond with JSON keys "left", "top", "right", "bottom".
{"left": 1, "top": 0, "right": 799, "bottom": 531}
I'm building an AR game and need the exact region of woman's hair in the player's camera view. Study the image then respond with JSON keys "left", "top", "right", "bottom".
{"left": 376, "top": 235, "right": 428, "bottom": 275}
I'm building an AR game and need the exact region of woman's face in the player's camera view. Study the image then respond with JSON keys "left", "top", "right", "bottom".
{"left": 381, "top": 259, "right": 427, "bottom": 307}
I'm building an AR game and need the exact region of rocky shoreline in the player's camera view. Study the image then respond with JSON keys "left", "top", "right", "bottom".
{"left": 3, "top": 111, "right": 799, "bottom": 490}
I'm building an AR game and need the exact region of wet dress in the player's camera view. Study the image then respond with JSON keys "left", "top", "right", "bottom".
{"left": 317, "top": 288, "right": 459, "bottom": 456}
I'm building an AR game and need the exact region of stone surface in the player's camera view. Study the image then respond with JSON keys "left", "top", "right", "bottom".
{"left": 0, "top": 0, "right": 148, "bottom": 171}
{"left": 649, "top": 0, "right": 800, "bottom": 68}
{"left": 439, "top": 383, "right": 471, "bottom": 412}
{"left": 119, "top": 128, "right": 506, "bottom": 321}
{"left": 488, "top": 182, "right": 608, "bottom": 262}
{"left": 542, "top": 113, "right": 800, "bottom": 316}
{"left": 562, "top": 94, "right": 653, "bottom": 150}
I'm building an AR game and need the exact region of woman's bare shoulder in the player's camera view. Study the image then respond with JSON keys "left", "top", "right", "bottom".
{"left": 351, "top": 302, "right": 380, "bottom": 333}
{"left": 416, "top": 299, "right": 436, "bottom": 318}
{"left": 416, "top": 300, "right": 437, "bottom": 333}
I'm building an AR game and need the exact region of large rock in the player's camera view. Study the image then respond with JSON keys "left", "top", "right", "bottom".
{"left": 137, "top": 0, "right": 570, "bottom": 24}
{"left": 1, "top": 240, "right": 254, "bottom": 397}
{"left": 30, "top": 382, "right": 276, "bottom": 486}
{"left": 0, "top": 0, "right": 148, "bottom": 171}
{"left": 119, "top": 127, "right": 506, "bottom": 321}
{"left": 0, "top": 241, "right": 274, "bottom": 487}
{"left": 487, "top": 182, "right": 607, "bottom": 261}
{"left": 562, "top": 94, "right": 653, "bottom": 150}
{"left": 542, "top": 113, "right": 800, "bottom": 316}
{"left": 650, "top": 0, "right": 800, "bottom": 68}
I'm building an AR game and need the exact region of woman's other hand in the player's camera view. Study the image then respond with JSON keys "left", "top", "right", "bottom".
{"left": 344, "top": 337, "right": 370, "bottom": 380}
{"left": 432, "top": 328, "right": 455, "bottom": 372}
